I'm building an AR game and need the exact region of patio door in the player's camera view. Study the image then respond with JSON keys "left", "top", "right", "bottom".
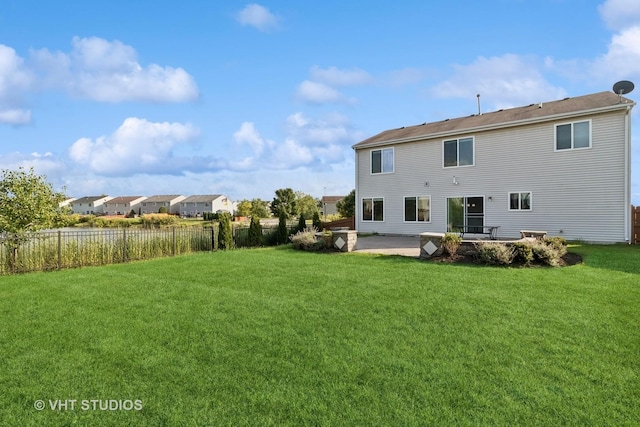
{"left": 447, "top": 196, "right": 484, "bottom": 232}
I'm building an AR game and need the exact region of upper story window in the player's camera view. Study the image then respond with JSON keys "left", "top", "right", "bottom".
{"left": 443, "top": 137, "right": 474, "bottom": 167}
{"left": 371, "top": 148, "right": 394, "bottom": 174}
{"left": 555, "top": 120, "right": 590, "bottom": 151}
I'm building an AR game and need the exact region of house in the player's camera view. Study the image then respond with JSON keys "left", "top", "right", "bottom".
{"left": 352, "top": 91, "right": 635, "bottom": 243}
{"left": 321, "top": 196, "right": 344, "bottom": 218}
{"left": 70, "top": 196, "right": 112, "bottom": 215}
{"left": 102, "top": 196, "right": 147, "bottom": 216}
{"left": 140, "top": 195, "right": 186, "bottom": 215}
{"left": 180, "top": 195, "right": 235, "bottom": 217}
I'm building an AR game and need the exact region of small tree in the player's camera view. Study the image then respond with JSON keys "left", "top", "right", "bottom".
{"left": 336, "top": 189, "right": 355, "bottom": 218}
{"left": 158, "top": 206, "right": 168, "bottom": 214}
{"left": 217, "top": 212, "right": 234, "bottom": 250}
{"left": 312, "top": 211, "right": 322, "bottom": 231}
{"left": 250, "top": 198, "right": 270, "bottom": 218}
{"left": 236, "top": 200, "right": 252, "bottom": 217}
{"left": 271, "top": 188, "right": 297, "bottom": 218}
{"left": 296, "top": 214, "right": 307, "bottom": 233}
{"left": 249, "top": 215, "right": 262, "bottom": 247}
{"left": 277, "top": 210, "right": 289, "bottom": 245}
{"left": 0, "top": 167, "right": 66, "bottom": 269}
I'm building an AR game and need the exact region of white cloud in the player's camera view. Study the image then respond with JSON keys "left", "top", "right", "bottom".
{"left": 592, "top": 26, "right": 640, "bottom": 80}
{"left": 432, "top": 54, "right": 567, "bottom": 109}
{"left": 0, "top": 151, "right": 67, "bottom": 178}
{"left": 233, "top": 121, "right": 268, "bottom": 155}
{"left": 599, "top": 0, "right": 640, "bottom": 31}
{"left": 309, "top": 66, "right": 373, "bottom": 86}
{"left": 296, "top": 80, "right": 348, "bottom": 104}
{"left": 30, "top": 36, "right": 199, "bottom": 103}
{"left": 68, "top": 117, "right": 213, "bottom": 176}
{"left": 0, "top": 44, "right": 34, "bottom": 124}
{"left": 236, "top": 4, "right": 279, "bottom": 31}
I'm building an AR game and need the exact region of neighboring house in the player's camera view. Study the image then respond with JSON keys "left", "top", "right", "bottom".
{"left": 321, "top": 196, "right": 344, "bottom": 218}
{"left": 103, "top": 196, "right": 147, "bottom": 216}
{"left": 59, "top": 198, "right": 75, "bottom": 211}
{"left": 70, "top": 196, "right": 112, "bottom": 215}
{"left": 141, "top": 195, "right": 186, "bottom": 215}
{"left": 353, "top": 91, "right": 635, "bottom": 243}
{"left": 180, "top": 195, "right": 235, "bottom": 217}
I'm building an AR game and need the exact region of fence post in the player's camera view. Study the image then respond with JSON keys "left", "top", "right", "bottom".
{"left": 122, "top": 228, "right": 127, "bottom": 263}
{"left": 172, "top": 227, "right": 176, "bottom": 256}
{"left": 58, "top": 230, "right": 62, "bottom": 270}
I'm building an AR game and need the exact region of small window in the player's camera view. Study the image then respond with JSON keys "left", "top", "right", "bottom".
{"left": 509, "top": 192, "right": 532, "bottom": 211}
{"left": 404, "top": 196, "right": 431, "bottom": 222}
{"left": 555, "top": 120, "right": 590, "bottom": 150}
{"left": 443, "top": 137, "right": 474, "bottom": 167}
{"left": 362, "top": 197, "right": 384, "bottom": 221}
{"left": 371, "top": 148, "right": 394, "bottom": 174}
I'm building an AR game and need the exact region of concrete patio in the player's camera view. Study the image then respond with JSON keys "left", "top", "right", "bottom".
{"left": 354, "top": 234, "right": 421, "bottom": 257}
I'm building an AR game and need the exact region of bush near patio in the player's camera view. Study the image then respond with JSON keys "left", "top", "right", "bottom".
{"left": 475, "top": 237, "right": 568, "bottom": 267}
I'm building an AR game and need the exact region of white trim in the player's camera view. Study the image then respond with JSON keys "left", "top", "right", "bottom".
{"left": 361, "top": 196, "right": 385, "bottom": 222}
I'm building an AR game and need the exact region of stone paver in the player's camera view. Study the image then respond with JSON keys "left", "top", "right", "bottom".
{"left": 354, "top": 234, "right": 420, "bottom": 257}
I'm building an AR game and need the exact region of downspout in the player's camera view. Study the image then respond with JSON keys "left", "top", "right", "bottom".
{"left": 624, "top": 105, "right": 632, "bottom": 243}
{"left": 354, "top": 147, "right": 359, "bottom": 230}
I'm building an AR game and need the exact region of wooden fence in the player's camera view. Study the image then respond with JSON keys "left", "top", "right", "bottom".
{"left": 633, "top": 206, "right": 639, "bottom": 245}
{"left": 322, "top": 216, "right": 355, "bottom": 230}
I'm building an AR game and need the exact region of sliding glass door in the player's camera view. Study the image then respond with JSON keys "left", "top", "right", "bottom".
{"left": 447, "top": 196, "right": 484, "bottom": 233}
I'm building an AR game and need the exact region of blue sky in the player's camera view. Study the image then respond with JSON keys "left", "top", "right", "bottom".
{"left": 1, "top": 0, "right": 639, "bottom": 204}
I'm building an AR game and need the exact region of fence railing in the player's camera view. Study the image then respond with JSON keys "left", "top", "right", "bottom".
{"left": 0, "top": 223, "right": 298, "bottom": 275}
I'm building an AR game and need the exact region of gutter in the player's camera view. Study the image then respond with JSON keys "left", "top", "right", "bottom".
{"left": 625, "top": 105, "right": 632, "bottom": 243}
{"left": 353, "top": 102, "right": 636, "bottom": 150}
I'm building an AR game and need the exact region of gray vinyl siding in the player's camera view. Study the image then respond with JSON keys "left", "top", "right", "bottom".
{"left": 356, "top": 110, "right": 628, "bottom": 242}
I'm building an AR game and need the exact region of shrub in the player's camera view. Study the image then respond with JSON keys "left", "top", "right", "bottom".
{"left": 512, "top": 242, "right": 535, "bottom": 266}
{"left": 141, "top": 214, "right": 178, "bottom": 228}
{"left": 248, "top": 216, "right": 262, "bottom": 247}
{"left": 544, "top": 236, "right": 568, "bottom": 257}
{"left": 297, "top": 214, "right": 306, "bottom": 233}
{"left": 531, "top": 241, "right": 561, "bottom": 266}
{"left": 276, "top": 211, "right": 289, "bottom": 245}
{"left": 312, "top": 211, "right": 322, "bottom": 231}
{"left": 217, "top": 212, "right": 234, "bottom": 250}
{"left": 441, "top": 233, "right": 462, "bottom": 256}
{"left": 290, "top": 227, "right": 319, "bottom": 251}
{"left": 475, "top": 242, "right": 515, "bottom": 266}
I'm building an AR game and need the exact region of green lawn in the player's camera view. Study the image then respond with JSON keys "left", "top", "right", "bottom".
{"left": 0, "top": 244, "right": 638, "bottom": 426}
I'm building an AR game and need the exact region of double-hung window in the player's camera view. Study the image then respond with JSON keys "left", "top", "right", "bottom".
{"left": 509, "top": 192, "right": 532, "bottom": 211}
{"left": 371, "top": 148, "right": 394, "bottom": 174}
{"left": 404, "top": 196, "right": 431, "bottom": 222}
{"left": 362, "top": 197, "right": 384, "bottom": 221}
{"left": 555, "top": 120, "right": 590, "bottom": 150}
{"left": 443, "top": 137, "right": 474, "bottom": 167}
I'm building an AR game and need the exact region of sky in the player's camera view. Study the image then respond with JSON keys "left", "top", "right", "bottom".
{"left": 1, "top": 0, "right": 640, "bottom": 204}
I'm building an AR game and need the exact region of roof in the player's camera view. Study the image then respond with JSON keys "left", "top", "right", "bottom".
{"left": 322, "top": 196, "right": 344, "bottom": 203}
{"left": 353, "top": 91, "right": 635, "bottom": 149}
{"left": 144, "top": 195, "right": 185, "bottom": 203}
{"left": 181, "top": 195, "right": 224, "bottom": 203}
{"left": 72, "top": 196, "right": 110, "bottom": 203}
{"left": 104, "top": 196, "right": 145, "bottom": 204}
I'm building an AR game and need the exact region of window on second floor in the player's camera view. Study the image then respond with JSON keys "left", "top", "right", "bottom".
{"left": 371, "top": 148, "right": 394, "bottom": 174}
{"left": 555, "top": 120, "right": 590, "bottom": 151}
{"left": 443, "top": 137, "right": 474, "bottom": 167}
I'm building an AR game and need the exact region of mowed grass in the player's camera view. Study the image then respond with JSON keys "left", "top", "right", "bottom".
{"left": 0, "top": 244, "right": 638, "bottom": 426}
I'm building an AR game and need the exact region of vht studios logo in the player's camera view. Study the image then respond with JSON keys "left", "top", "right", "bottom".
{"left": 34, "top": 399, "right": 143, "bottom": 411}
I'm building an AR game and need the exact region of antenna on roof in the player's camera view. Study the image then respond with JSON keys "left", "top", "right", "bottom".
{"left": 476, "top": 94, "right": 481, "bottom": 115}
{"left": 612, "top": 80, "right": 634, "bottom": 102}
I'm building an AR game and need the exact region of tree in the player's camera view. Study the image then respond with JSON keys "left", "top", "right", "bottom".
{"left": 271, "top": 188, "right": 297, "bottom": 218}
{"left": 248, "top": 215, "right": 262, "bottom": 247}
{"left": 0, "top": 167, "right": 66, "bottom": 268}
{"left": 296, "top": 191, "right": 320, "bottom": 219}
{"left": 217, "top": 212, "right": 234, "bottom": 250}
{"left": 312, "top": 211, "right": 322, "bottom": 230}
{"left": 249, "top": 198, "right": 270, "bottom": 218}
{"left": 336, "top": 189, "right": 356, "bottom": 218}
{"left": 158, "top": 206, "right": 168, "bottom": 214}
{"left": 236, "top": 199, "right": 252, "bottom": 217}
{"left": 296, "top": 214, "right": 306, "bottom": 233}
{"left": 276, "top": 210, "right": 289, "bottom": 244}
